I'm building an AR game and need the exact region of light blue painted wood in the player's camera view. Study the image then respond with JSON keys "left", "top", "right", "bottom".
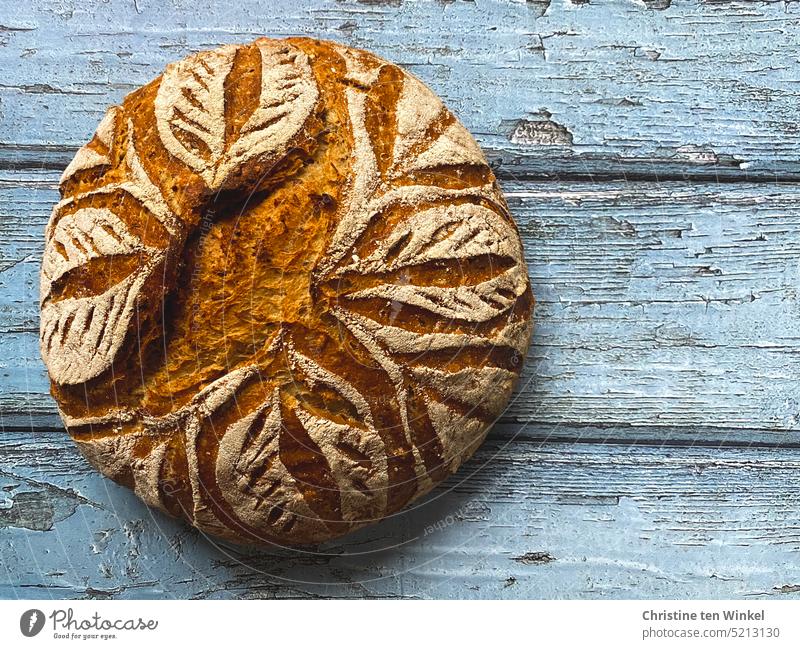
{"left": 4, "top": 173, "right": 800, "bottom": 437}
{"left": 2, "top": 0, "right": 800, "bottom": 599}
{"left": 1, "top": 0, "right": 800, "bottom": 171}
{"left": 2, "top": 429, "right": 800, "bottom": 599}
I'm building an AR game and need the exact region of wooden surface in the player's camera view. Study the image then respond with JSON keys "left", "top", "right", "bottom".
{"left": 2, "top": 0, "right": 800, "bottom": 599}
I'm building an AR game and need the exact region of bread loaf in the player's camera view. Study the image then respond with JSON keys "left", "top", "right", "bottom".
{"left": 40, "top": 37, "right": 534, "bottom": 545}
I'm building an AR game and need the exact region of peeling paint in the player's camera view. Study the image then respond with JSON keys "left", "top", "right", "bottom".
{"left": 353, "top": 0, "right": 403, "bottom": 7}
{"left": 651, "top": 144, "right": 745, "bottom": 169}
{"left": 634, "top": 47, "right": 661, "bottom": 61}
{"left": 91, "top": 529, "right": 115, "bottom": 554}
{"left": 509, "top": 114, "right": 573, "bottom": 146}
{"left": 558, "top": 495, "right": 620, "bottom": 506}
{"left": 513, "top": 552, "right": 556, "bottom": 565}
{"left": 526, "top": 35, "right": 546, "bottom": 57}
{"left": 123, "top": 520, "right": 144, "bottom": 579}
{"left": 526, "top": 0, "right": 551, "bottom": 18}
{"left": 0, "top": 490, "right": 77, "bottom": 531}
{"left": 0, "top": 82, "right": 104, "bottom": 96}
{"left": 671, "top": 145, "right": 721, "bottom": 165}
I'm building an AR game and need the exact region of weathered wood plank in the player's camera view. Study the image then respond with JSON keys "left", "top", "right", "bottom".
{"left": 10, "top": 142, "right": 800, "bottom": 184}
{"left": 4, "top": 172, "right": 800, "bottom": 438}
{"left": 1, "top": 0, "right": 800, "bottom": 178}
{"left": 1, "top": 428, "right": 799, "bottom": 599}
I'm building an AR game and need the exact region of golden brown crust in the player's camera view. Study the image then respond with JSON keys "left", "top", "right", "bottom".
{"left": 40, "top": 37, "right": 534, "bottom": 546}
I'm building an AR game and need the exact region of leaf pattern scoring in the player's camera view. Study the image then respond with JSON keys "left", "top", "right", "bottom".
{"left": 40, "top": 201, "right": 162, "bottom": 385}
{"left": 154, "top": 40, "right": 319, "bottom": 191}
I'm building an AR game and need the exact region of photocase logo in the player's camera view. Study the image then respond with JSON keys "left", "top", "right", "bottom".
{"left": 20, "top": 609, "right": 45, "bottom": 637}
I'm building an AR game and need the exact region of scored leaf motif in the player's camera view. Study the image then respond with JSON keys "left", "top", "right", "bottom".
{"left": 39, "top": 202, "right": 162, "bottom": 386}
{"left": 402, "top": 121, "right": 487, "bottom": 173}
{"left": 425, "top": 399, "right": 488, "bottom": 472}
{"left": 41, "top": 125, "right": 179, "bottom": 387}
{"left": 347, "top": 273, "right": 524, "bottom": 323}
{"left": 40, "top": 206, "right": 142, "bottom": 298}
{"left": 338, "top": 204, "right": 517, "bottom": 274}
{"left": 338, "top": 202, "right": 528, "bottom": 322}
{"left": 391, "top": 74, "right": 444, "bottom": 167}
{"left": 288, "top": 347, "right": 389, "bottom": 521}
{"left": 411, "top": 365, "right": 519, "bottom": 416}
{"left": 335, "top": 307, "right": 531, "bottom": 357}
{"left": 153, "top": 45, "right": 235, "bottom": 186}
{"left": 154, "top": 40, "right": 319, "bottom": 191}
{"left": 41, "top": 260, "right": 158, "bottom": 385}
{"left": 215, "top": 388, "right": 329, "bottom": 542}
{"left": 222, "top": 41, "right": 320, "bottom": 184}
{"left": 295, "top": 408, "right": 388, "bottom": 523}
{"left": 76, "top": 432, "right": 171, "bottom": 512}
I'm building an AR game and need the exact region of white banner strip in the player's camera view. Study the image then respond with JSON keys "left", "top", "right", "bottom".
{"left": 1, "top": 600, "right": 798, "bottom": 648}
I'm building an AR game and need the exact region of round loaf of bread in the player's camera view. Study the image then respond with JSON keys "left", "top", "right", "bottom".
{"left": 40, "top": 37, "right": 534, "bottom": 546}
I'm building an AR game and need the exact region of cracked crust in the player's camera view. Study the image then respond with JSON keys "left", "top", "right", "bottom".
{"left": 40, "top": 37, "right": 534, "bottom": 546}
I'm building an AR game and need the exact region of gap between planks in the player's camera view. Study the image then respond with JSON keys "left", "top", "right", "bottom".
{"left": 4, "top": 144, "right": 800, "bottom": 183}
{"left": 3, "top": 418, "right": 800, "bottom": 451}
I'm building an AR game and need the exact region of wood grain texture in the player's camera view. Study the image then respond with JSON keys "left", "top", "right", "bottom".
{"left": 2, "top": 0, "right": 800, "bottom": 599}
